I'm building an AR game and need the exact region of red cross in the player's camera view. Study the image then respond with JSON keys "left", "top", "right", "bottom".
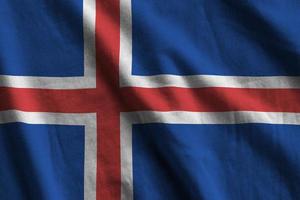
{"left": 1, "top": 1, "right": 300, "bottom": 200}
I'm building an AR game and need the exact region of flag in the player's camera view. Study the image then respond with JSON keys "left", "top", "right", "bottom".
{"left": 0, "top": 0, "right": 300, "bottom": 200}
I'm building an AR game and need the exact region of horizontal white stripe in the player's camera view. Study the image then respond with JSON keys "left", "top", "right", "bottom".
{"left": 0, "top": 75, "right": 96, "bottom": 89}
{"left": 123, "top": 111, "right": 300, "bottom": 125}
{"left": 0, "top": 110, "right": 97, "bottom": 200}
{"left": 0, "top": 110, "right": 95, "bottom": 125}
{"left": 121, "top": 111, "right": 300, "bottom": 200}
{"left": 121, "top": 74, "right": 300, "bottom": 88}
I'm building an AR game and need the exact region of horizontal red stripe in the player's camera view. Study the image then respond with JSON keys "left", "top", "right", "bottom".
{"left": 1, "top": 86, "right": 300, "bottom": 113}
{"left": 121, "top": 87, "right": 300, "bottom": 112}
{"left": 0, "top": 88, "right": 98, "bottom": 112}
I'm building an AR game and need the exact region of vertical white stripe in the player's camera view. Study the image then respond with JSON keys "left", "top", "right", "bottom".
{"left": 120, "top": 0, "right": 133, "bottom": 87}
{"left": 121, "top": 114, "right": 133, "bottom": 200}
{"left": 83, "top": 0, "right": 96, "bottom": 82}
{"left": 83, "top": 114, "right": 97, "bottom": 200}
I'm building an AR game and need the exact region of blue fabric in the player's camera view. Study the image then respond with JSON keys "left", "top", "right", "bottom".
{"left": 0, "top": 0, "right": 84, "bottom": 76}
{"left": 133, "top": 123, "right": 300, "bottom": 200}
{"left": 132, "top": 0, "right": 300, "bottom": 76}
{"left": 0, "top": 123, "right": 84, "bottom": 200}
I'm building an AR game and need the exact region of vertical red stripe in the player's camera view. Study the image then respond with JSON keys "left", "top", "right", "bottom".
{"left": 96, "top": 0, "right": 120, "bottom": 199}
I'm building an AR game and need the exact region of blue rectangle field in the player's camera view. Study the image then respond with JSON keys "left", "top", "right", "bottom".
{"left": 0, "top": 0, "right": 84, "bottom": 77}
{"left": 133, "top": 123, "right": 300, "bottom": 200}
{"left": 0, "top": 123, "right": 85, "bottom": 200}
{"left": 132, "top": 1, "right": 300, "bottom": 76}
